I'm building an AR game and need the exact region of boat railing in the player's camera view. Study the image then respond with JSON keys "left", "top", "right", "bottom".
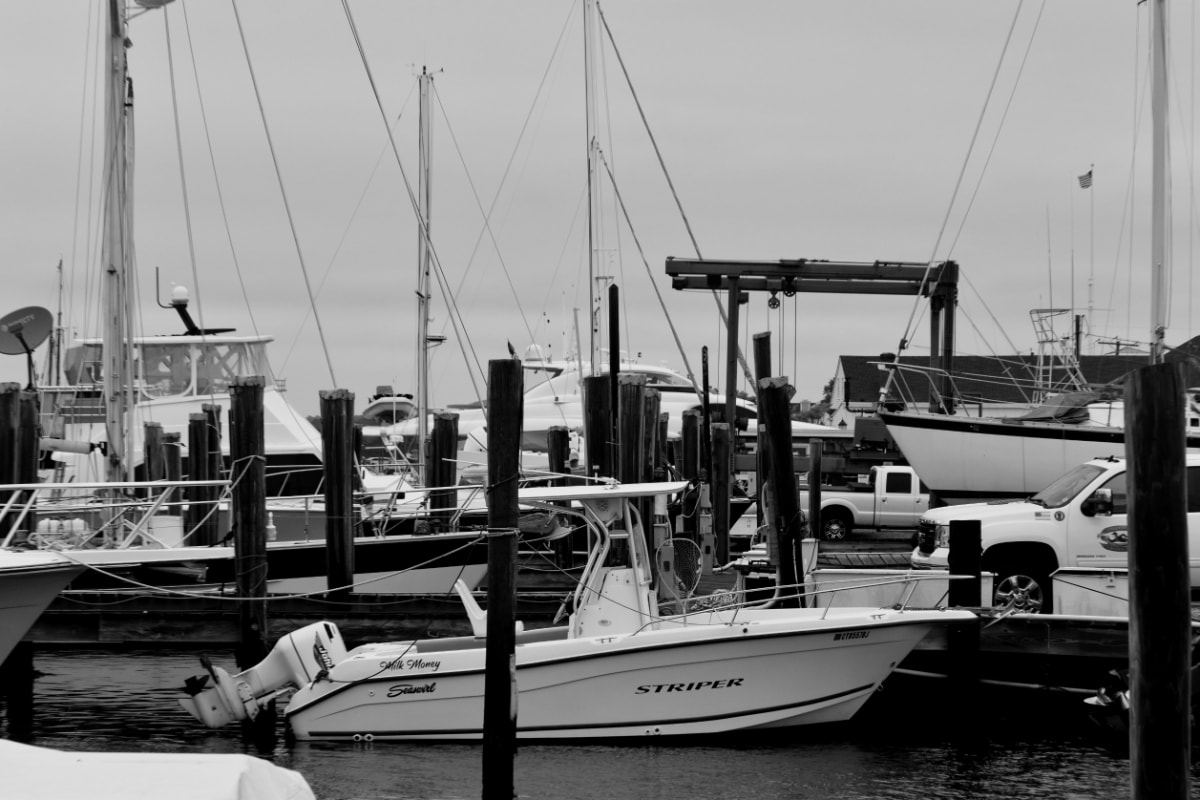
{"left": 0, "top": 479, "right": 231, "bottom": 551}
{"left": 649, "top": 571, "right": 979, "bottom": 629}
{"left": 875, "top": 360, "right": 1042, "bottom": 415}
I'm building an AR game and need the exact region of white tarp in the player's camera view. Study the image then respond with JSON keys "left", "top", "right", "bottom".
{"left": 0, "top": 740, "right": 315, "bottom": 800}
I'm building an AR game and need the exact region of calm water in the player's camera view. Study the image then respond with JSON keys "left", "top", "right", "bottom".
{"left": 2, "top": 648, "right": 1193, "bottom": 800}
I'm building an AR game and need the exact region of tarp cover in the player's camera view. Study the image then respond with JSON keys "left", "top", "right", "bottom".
{"left": 0, "top": 740, "right": 315, "bottom": 800}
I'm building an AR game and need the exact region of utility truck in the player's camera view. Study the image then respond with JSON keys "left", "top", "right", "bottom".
{"left": 910, "top": 454, "right": 1200, "bottom": 613}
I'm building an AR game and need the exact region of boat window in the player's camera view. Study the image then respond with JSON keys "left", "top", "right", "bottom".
{"left": 196, "top": 342, "right": 274, "bottom": 394}
{"left": 1029, "top": 463, "right": 1106, "bottom": 508}
{"left": 62, "top": 344, "right": 104, "bottom": 386}
{"left": 139, "top": 344, "right": 193, "bottom": 397}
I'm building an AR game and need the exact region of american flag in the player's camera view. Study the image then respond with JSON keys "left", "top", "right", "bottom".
{"left": 1078, "top": 170, "right": 1093, "bottom": 189}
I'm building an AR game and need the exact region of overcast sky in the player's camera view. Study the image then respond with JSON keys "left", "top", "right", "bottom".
{"left": 1, "top": 1, "right": 1195, "bottom": 417}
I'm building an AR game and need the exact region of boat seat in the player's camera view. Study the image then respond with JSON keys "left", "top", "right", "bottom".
{"left": 454, "top": 579, "right": 524, "bottom": 638}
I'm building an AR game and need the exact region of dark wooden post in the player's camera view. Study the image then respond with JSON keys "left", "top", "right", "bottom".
{"left": 1126, "top": 363, "right": 1190, "bottom": 799}
{"left": 483, "top": 358, "right": 521, "bottom": 799}
{"left": 759, "top": 376, "right": 800, "bottom": 607}
{"left": 807, "top": 439, "right": 822, "bottom": 541}
{"left": 712, "top": 422, "right": 732, "bottom": 566}
{"left": 14, "top": 389, "right": 38, "bottom": 542}
{"left": 229, "top": 377, "right": 272, "bottom": 741}
{"left": 680, "top": 409, "right": 701, "bottom": 542}
{"left": 320, "top": 389, "right": 355, "bottom": 596}
{"left": 163, "top": 432, "right": 182, "bottom": 483}
{"left": 642, "top": 388, "right": 660, "bottom": 483}
{"left": 204, "top": 404, "right": 223, "bottom": 544}
{"left": 547, "top": 425, "right": 574, "bottom": 568}
{"left": 429, "top": 411, "right": 460, "bottom": 531}
{"left": 947, "top": 520, "right": 982, "bottom": 700}
{"left": 654, "top": 410, "right": 668, "bottom": 481}
{"left": 143, "top": 422, "right": 164, "bottom": 483}
{"left": 582, "top": 374, "right": 612, "bottom": 479}
{"left": 0, "top": 385, "right": 19, "bottom": 540}
{"left": 186, "top": 413, "right": 215, "bottom": 546}
{"left": 229, "top": 379, "right": 267, "bottom": 658}
{"left": 752, "top": 333, "right": 772, "bottom": 531}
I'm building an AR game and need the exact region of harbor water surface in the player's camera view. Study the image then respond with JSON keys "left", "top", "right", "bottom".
{"left": 5, "top": 647, "right": 1195, "bottom": 800}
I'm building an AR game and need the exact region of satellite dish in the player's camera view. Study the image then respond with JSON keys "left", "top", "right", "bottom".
{"left": 0, "top": 306, "right": 53, "bottom": 356}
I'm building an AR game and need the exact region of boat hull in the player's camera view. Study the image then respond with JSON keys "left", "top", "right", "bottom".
{"left": 284, "top": 610, "right": 948, "bottom": 741}
{"left": 0, "top": 552, "right": 85, "bottom": 663}
{"left": 876, "top": 410, "right": 1200, "bottom": 503}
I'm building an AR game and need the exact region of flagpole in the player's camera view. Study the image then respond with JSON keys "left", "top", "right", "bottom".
{"left": 1088, "top": 163, "right": 1094, "bottom": 355}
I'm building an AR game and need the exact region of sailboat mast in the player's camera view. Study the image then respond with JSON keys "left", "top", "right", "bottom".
{"left": 584, "top": 0, "right": 600, "bottom": 375}
{"left": 1150, "top": 0, "right": 1168, "bottom": 364}
{"left": 102, "top": 0, "right": 133, "bottom": 481}
{"left": 417, "top": 67, "right": 433, "bottom": 482}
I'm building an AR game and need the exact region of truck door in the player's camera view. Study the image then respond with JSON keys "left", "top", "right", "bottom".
{"left": 878, "top": 470, "right": 921, "bottom": 527}
{"left": 1068, "top": 472, "right": 1128, "bottom": 571}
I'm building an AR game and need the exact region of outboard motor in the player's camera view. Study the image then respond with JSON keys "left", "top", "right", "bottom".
{"left": 179, "top": 621, "right": 347, "bottom": 728}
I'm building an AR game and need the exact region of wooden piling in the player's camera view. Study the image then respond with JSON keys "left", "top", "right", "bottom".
{"left": 229, "top": 378, "right": 268, "bottom": 660}
{"left": 752, "top": 333, "right": 772, "bottom": 531}
{"left": 186, "top": 413, "right": 215, "bottom": 546}
{"left": 0, "top": 385, "right": 19, "bottom": 536}
{"left": 320, "top": 389, "right": 356, "bottom": 596}
{"left": 483, "top": 358, "right": 521, "bottom": 799}
{"left": 947, "top": 520, "right": 982, "bottom": 698}
{"left": 758, "top": 376, "right": 800, "bottom": 607}
{"left": 582, "top": 374, "right": 612, "bottom": 479}
{"left": 680, "top": 409, "right": 701, "bottom": 542}
{"left": 712, "top": 422, "right": 732, "bottom": 566}
{"left": 163, "top": 432, "right": 182, "bottom": 483}
{"left": 229, "top": 376, "right": 272, "bottom": 742}
{"left": 16, "top": 390, "right": 39, "bottom": 538}
{"left": 807, "top": 440, "right": 822, "bottom": 541}
{"left": 429, "top": 411, "right": 459, "bottom": 531}
{"left": 547, "top": 426, "right": 574, "bottom": 569}
{"left": 1125, "top": 362, "right": 1190, "bottom": 800}
{"left": 143, "top": 422, "right": 164, "bottom": 484}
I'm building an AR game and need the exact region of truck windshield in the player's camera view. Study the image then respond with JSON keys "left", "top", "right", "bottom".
{"left": 1029, "top": 463, "right": 1108, "bottom": 508}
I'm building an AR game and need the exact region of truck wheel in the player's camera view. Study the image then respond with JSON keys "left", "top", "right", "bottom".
{"left": 992, "top": 564, "right": 1052, "bottom": 614}
{"left": 821, "top": 510, "right": 851, "bottom": 541}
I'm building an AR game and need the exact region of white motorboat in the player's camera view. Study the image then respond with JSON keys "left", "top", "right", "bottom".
{"left": 179, "top": 480, "right": 973, "bottom": 741}
{"left": 0, "top": 549, "right": 85, "bottom": 664}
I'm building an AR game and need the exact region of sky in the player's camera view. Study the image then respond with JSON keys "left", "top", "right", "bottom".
{"left": 2, "top": 0, "right": 1198, "bottom": 417}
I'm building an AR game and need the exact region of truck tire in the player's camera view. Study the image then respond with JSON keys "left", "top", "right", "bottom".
{"left": 989, "top": 555, "right": 1053, "bottom": 614}
{"left": 821, "top": 509, "right": 852, "bottom": 541}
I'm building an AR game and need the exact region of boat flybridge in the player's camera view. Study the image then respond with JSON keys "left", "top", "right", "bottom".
{"left": 40, "top": 287, "right": 324, "bottom": 497}
{"left": 179, "top": 479, "right": 972, "bottom": 741}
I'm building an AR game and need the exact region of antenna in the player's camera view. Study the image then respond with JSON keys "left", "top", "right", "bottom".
{"left": 0, "top": 306, "right": 53, "bottom": 389}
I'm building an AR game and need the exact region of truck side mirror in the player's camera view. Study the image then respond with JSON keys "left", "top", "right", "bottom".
{"left": 1081, "top": 488, "right": 1113, "bottom": 517}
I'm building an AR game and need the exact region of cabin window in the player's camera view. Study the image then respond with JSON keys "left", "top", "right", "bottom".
{"left": 139, "top": 344, "right": 193, "bottom": 397}
{"left": 1188, "top": 468, "right": 1200, "bottom": 513}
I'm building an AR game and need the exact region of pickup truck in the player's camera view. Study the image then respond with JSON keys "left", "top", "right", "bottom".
{"left": 805, "top": 465, "right": 929, "bottom": 540}
{"left": 910, "top": 454, "right": 1200, "bottom": 613}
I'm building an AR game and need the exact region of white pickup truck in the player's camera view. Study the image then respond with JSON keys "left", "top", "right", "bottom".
{"left": 910, "top": 454, "right": 1200, "bottom": 613}
{"left": 806, "top": 465, "right": 929, "bottom": 540}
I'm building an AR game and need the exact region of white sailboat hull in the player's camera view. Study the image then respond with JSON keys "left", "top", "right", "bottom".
{"left": 282, "top": 609, "right": 950, "bottom": 741}
{"left": 875, "top": 409, "right": 1193, "bottom": 503}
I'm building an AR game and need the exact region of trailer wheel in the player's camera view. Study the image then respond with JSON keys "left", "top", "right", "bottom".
{"left": 821, "top": 509, "right": 851, "bottom": 541}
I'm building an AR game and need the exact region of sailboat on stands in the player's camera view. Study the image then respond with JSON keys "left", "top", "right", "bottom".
{"left": 877, "top": 16, "right": 1200, "bottom": 505}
